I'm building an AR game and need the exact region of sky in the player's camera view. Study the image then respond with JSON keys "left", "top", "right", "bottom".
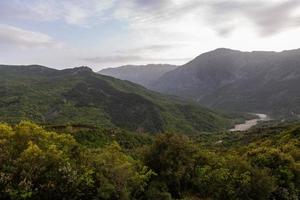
{"left": 0, "top": 0, "right": 300, "bottom": 70}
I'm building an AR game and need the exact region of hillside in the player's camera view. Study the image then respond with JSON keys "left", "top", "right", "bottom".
{"left": 1, "top": 120, "right": 298, "bottom": 199}
{"left": 99, "top": 64, "right": 178, "bottom": 88}
{"left": 0, "top": 65, "right": 233, "bottom": 133}
{"left": 152, "top": 48, "right": 300, "bottom": 118}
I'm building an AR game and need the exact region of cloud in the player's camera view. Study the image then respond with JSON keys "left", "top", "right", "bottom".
{"left": 134, "top": 0, "right": 170, "bottom": 8}
{"left": 81, "top": 55, "right": 190, "bottom": 64}
{"left": 0, "top": 0, "right": 115, "bottom": 26}
{"left": 0, "top": 24, "right": 61, "bottom": 48}
{"left": 113, "top": 0, "right": 300, "bottom": 37}
{"left": 205, "top": 0, "right": 300, "bottom": 36}
{"left": 1, "top": 0, "right": 300, "bottom": 68}
{"left": 2, "top": 0, "right": 299, "bottom": 35}
{"left": 82, "top": 55, "right": 145, "bottom": 63}
{"left": 61, "top": 0, "right": 115, "bottom": 25}
{"left": 117, "top": 44, "right": 182, "bottom": 54}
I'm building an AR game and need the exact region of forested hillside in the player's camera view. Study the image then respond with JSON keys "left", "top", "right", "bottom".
{"left": 1, "top": 0, "right": 300, "bottom": 199}
{"left": 121, "top": 48, "right": 300, "bottom": 118}
{"left": 0, "top": 121, "right": 299, "bottom": 199}
{"left": 0, "top": 65, "right": 233, "bottom": 134}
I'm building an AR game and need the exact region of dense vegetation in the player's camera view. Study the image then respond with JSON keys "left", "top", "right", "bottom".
{"left": 0, "top": 65, "right": 234, "bottom": 134}
{"left": 1, "top": 64, "right": 299, "bottom": 199}
{"left": 0, "top": 121, "right": 299, "bottom": 199}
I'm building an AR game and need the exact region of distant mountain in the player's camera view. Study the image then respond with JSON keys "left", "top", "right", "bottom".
{"left": 0, "top": 65, "right": 233, "bottom": 133}
{"left": 99, "top": 64, "right": 178, "bottom": 88}
{"left": 151, "top": 48, "right": 300, "bottom": 118}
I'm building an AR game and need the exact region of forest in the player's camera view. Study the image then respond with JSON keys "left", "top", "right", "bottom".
{"left": 0, "top": 121, "right": 299, "bottom": 200}
{"left": 1, "top": 0, "right": 300, "bottom": 199}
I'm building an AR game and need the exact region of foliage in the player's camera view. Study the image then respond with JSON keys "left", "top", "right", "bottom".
{"left": 0, "top": 65, "right": 234, "bottom": 134}
{"left": 142, "top": 123, "right": 300, "bottom": 200}
{"left": 0, "top": 121, "right": 299, "bottom": 199}
{"left": 0, "top": 121, "right": 153, "bottom": 200}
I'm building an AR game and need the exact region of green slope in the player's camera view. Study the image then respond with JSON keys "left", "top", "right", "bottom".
{"left": 0, "top": 65, "right": 233, "bottom": 133}
{"left": 152, "top": 48, "right": 300, "bottom": 118}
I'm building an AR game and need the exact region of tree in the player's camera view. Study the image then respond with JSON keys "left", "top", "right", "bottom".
{"left": 144, "top": 133, "right": 198, "bottom": 198}
{"left": 0, "top": 122, "right": 154, "bottom": 200}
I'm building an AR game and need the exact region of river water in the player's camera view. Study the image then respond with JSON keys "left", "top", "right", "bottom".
{"left": 229, "top": 113, "right": 269, "bottom": 132}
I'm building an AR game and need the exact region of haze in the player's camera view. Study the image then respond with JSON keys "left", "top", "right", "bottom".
{"left": 1, "top": 0, "right": 300, "bottom": 70}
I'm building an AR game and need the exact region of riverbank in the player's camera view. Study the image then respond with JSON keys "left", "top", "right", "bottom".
{"left": 229, "top": 113, "right": 269, "bottom": 132}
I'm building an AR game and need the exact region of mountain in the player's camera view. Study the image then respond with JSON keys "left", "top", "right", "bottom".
{"left": 151, "top": 48, "right": 300, "bottom": 118}
{"left": 0, "top": 64, "right": 234, "bottom": 133}
{"left": 99, "top": 64, "right": 178, "bottom": 88}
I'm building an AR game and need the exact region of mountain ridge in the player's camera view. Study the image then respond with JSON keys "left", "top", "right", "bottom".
{"left": 0, "top": 64, "right": 233, "bottom": 134}
{"left": 99, "top": 64, "right": 179, "bottom": 88}
{"left": 98, "top": 48, "right": 300, "bottom": 118}
{"left": 152, "top": 48, "right": 300, "bottom": 118}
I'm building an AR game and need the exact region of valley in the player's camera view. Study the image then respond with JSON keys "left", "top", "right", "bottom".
{"left": 0, "top": 58, "right": 299, "bottom": 200}
{"left": 102, "top": 48, "right": 300, "bottom": 119}
{"left": 1, "top": 0, "right": 300, "bottom": 199}
{"left": 229, "top": 113, "right": 270, "bottom": 131}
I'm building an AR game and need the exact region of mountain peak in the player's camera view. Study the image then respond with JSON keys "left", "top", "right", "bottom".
{"left": 214, "top": 47, "right": 234, "bottom": 51}
{"left": 73, "top": 66, "right": 93, "bottom": 72}
{"left": 61, "top": 66, "right": 93, "bottom": 75}
{"left": 211, "top": 48, "right": 241, "bottom": 53}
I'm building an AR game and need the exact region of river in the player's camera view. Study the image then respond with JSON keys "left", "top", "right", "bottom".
{"left": 229, "top": 113, "right": 269, "bottom": 132}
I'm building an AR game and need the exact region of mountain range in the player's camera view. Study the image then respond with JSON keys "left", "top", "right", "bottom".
{"left": 0, "top": 65, "right": 233, "bottom": 134}
{"left": 99, "top": 64, "right": 178, "bottom": 88}
{"left": 100, "top": 48, "right": 300, "bottom": 118}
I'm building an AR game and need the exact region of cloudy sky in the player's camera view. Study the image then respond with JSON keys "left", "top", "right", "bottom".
{"left": 1, "top": 0, "right": 300, "bottom": 70}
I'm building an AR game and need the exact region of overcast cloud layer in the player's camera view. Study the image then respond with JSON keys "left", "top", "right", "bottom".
{"left": 0, "top": 0, "right": 300, "bottom": 70}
